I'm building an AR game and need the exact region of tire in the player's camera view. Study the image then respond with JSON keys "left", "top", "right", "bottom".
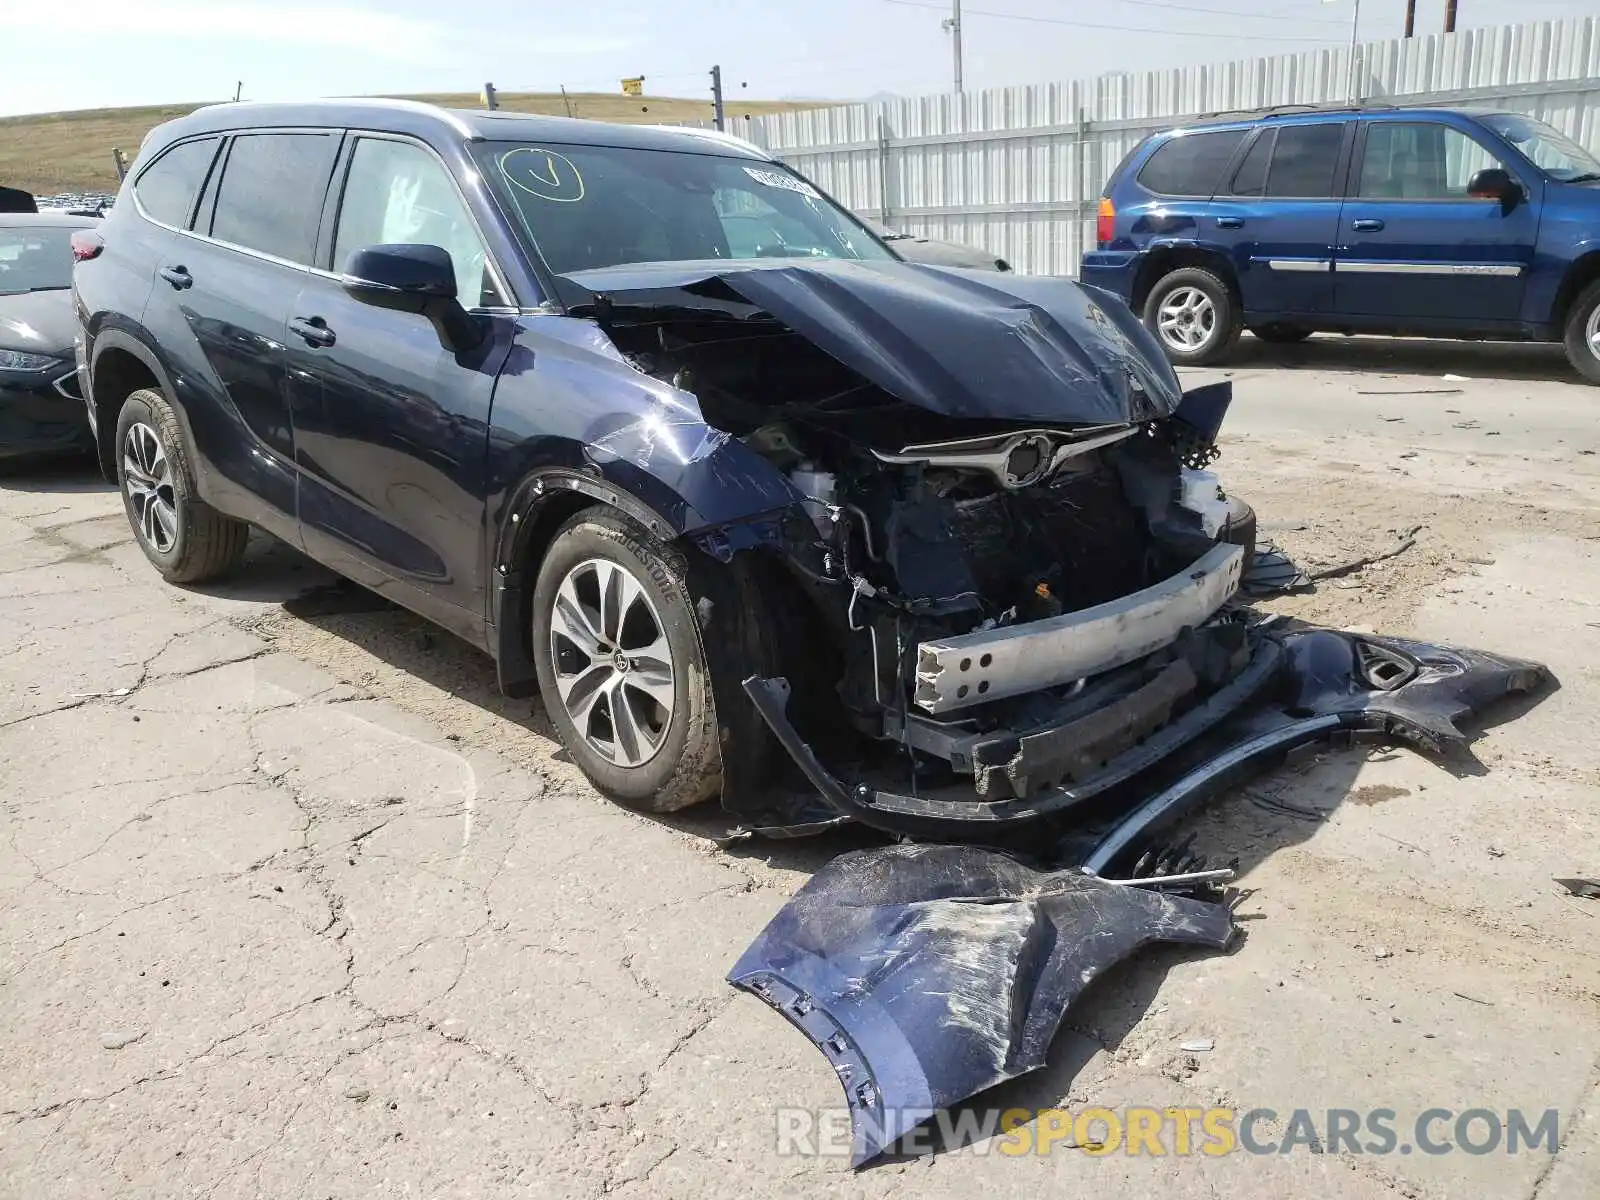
{"left": 1249, "top": 324, "right": 1312, "bottom": 345}
{"left": 114, "top": 388, "right": 249, "bottom": 583}
{"left": 1143, "top": 267, "right": 1243, "bottom": 366}
{"left": 530, "top": 508, "right": 729, "bottom": 814}
{"left": 1219, "top": 495, "right": 1257, "bottom": 563}
{"left": 1562, "top": 280, "right": 1600, "bottom": 385}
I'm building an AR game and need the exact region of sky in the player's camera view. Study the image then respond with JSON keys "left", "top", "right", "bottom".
{"left": 0, "top": 0, "right": 1595, "bottom": 117}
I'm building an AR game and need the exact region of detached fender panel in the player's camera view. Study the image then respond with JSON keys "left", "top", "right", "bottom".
{"left": 729, "top": 843, "right": 1235, "bottom": 1166}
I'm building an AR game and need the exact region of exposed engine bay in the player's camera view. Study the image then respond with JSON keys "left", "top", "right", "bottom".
{"left": 557, "top": 259, "right": 1254, "bottom": 827}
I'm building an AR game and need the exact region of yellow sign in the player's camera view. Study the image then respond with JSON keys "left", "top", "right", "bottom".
{"left": 621, "top": 76, "right": 644, "bottom": 97}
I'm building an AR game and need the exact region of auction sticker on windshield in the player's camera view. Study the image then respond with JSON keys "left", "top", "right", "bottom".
{"left": 743, "top": 166, "right": 820, "bottom": 198}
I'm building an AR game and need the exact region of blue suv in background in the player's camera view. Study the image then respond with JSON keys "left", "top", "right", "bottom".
{"left": 1081, "top": 105, "right": 1600, "bottom": 381}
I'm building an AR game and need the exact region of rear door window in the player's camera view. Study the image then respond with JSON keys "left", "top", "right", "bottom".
{"left": 1137, "top": 129, "right": 1247, "bottom": 197}
{"left": 1263, "top": 123, "right": 1347, "bottom": 197}
{"left": 133, "top": 137, "right": 221, "bottom": 229}
{"left": 208, "top": 133, "right": 339, "bottom": 264}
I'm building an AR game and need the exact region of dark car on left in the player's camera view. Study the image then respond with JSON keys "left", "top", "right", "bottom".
{"left": 0, "top": 210, "right": 98, "bottom": 460}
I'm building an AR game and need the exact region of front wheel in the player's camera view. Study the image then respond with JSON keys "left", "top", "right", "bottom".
{"left": 1143, "top": 267, "right": 1242, "bottom": 366}
{"left": 531, "top": 509, "right": 726, "bottom": 813}
{"left": 1562, "top": 280, "right": 1600, "bottom": 385}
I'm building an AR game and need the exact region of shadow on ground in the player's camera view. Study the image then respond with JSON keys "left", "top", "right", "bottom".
{"left": 1228, "top": 333, "right": 1573, "bottom": 383}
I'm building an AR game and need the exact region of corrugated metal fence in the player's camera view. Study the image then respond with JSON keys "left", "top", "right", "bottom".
{"left": 710, "top": 17, "right": 1600, "bottom": 277}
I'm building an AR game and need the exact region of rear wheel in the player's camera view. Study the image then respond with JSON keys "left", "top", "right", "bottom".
{"left": 1562, "top": 280, "right": 1600, "bottom": 385}
{"left": 114, "top": 388, "right": 249, "bottom": 583}
{"left": 1143, "top": 267, "right": 1242, "bottom": 365}
{"left": 531, "top": 509, "right": 727, "bottom": 813}
{"left": 1249, "top": 324, "right": 1312, "bottom": 345}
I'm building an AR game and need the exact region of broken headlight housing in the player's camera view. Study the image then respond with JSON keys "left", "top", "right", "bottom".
{"left": 0, "top": 350, "right": 62, "bottom": 372}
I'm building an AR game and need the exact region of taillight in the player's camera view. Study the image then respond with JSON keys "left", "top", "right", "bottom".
{"left": 70, "top": 230, "right": 104, "bottom": 262}
{"left": 1096, "top": 198, "right": 1116, "bottom": 249}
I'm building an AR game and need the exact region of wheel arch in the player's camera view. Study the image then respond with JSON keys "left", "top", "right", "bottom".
{"left": 87, "top": 333, "right": 176, "bottom": 479}
{"left": 488, "top": 465, "right": 801, "bottom": 699}
{"left": 1551, "top": 250, "right": 1600, "bottom": 334}
{"left": 1131, "top": 243, "right": 1241, "bottom": 313}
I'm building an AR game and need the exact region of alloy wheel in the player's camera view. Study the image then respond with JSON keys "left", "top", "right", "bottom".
{"left": 1156, "top": 286, "right": 1217, "bottom": 352}
{"left": 123, "top": 422, "right": 178, "bottom": 554}
{"left": 1586, "top": 302, "right": 1600, "bottom": 362}
{"left": 548, "top": 558, "right": 676, "bottom": 768}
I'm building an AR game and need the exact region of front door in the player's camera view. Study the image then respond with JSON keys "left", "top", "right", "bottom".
{"left": 1333, "top": 120, "right": 1537, "bottom": 324}
{"left": 284, "top": 133, "right": 514, "bottom": 646}
{"left": 1208, "top": 121, "right": 1351, "bottom": 319}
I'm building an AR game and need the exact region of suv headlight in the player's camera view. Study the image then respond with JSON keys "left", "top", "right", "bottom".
{"left": 0, "top": 350, "right": 61, "bottom": 372}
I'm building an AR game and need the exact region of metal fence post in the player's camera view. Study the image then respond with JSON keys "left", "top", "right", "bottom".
{"left": 877, "top": 110, "right": 893, "bottom": 225}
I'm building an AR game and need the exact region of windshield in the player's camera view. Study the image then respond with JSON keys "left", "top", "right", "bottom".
{"left": 477, "top": 142, "right": 893, "bottom": 275}
{"left": 0, "top": 226, "right": 74, "bottom": 293}
{"left": 1482, "top": 113, "right": 1600, "bottom": 182}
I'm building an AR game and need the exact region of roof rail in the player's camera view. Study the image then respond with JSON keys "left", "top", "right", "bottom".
{"left": 1196, "top": 100, "right": 1397, "bottom": 121}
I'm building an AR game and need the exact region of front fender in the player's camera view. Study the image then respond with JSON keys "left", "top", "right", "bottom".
{"left": 484, "top": 312, "right": 808, "bottom": 689}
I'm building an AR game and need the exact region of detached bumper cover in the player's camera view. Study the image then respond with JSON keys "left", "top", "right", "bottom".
{"left": 728, "top": 843, "right": 1234, "bottom": 1166}
{"left": 731, "top": 630, "right": 1548, "bottom": 1166}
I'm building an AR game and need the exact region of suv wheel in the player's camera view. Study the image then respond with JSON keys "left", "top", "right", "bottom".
{"left": 1563, "top": 280, "right": 1600, "bottom": 385}
{"left": 1143, "top": 267, "right": 1242, "bottom": 365}
{"left": 115, "top": 388, "right": 250, "bottom": 583}
{"left": 531, "top": 509, "right": 726, "bottom": 813}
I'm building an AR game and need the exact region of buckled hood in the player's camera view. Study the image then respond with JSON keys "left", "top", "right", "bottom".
{"left": 554, "top": 259, "right": 1184, "bottom": 427}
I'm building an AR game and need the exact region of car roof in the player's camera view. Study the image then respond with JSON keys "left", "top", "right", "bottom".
{"left": 1167, "top": 103, "right": 1508, "bottom": 134}
{"left": 0, "top": 211, "right": 101, "bottom": 228}
{"left": 143, "top": 98, "right": 772, "bottom": 160}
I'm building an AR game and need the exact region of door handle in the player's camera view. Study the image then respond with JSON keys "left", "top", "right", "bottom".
{"left": 1216, "top": 216, "right": 1244, "bottom": 229}
{"left": 289, "top": 316, "right": 336, "bottom": 348}
{"left": 1351, "top": 218, "right": 1386, "bottom": 232}
{"left": 158, "top": 265, "right": 192, "bottom": 289}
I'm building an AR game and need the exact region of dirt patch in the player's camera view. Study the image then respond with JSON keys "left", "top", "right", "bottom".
{"left": 1350, "top": 783, "right": 1412, "bottom": 806}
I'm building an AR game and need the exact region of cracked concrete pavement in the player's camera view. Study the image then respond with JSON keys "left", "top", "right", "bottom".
{"left": 3, "top": 338, "right": 1600, "bottom": 1198}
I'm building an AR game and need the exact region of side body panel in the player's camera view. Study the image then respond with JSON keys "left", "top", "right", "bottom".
{"left": 1333, "top": 115, "right": 1541, "bottom": 325}
{"left": 285, "top": 278, "right": 515, "bottom": 647}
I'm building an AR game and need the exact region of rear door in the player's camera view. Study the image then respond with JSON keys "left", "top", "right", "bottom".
{"left": 1208, "top": 120, "right": 1352, "bottom": 318}
{"left": 143, "top": 130, "right": 340, "bottom": 538}
{"left": 1332, "top": 118, "right": 1536, "bottom": 323}
{"left": 283, "top": 132, "right": 515, "bottom": 645}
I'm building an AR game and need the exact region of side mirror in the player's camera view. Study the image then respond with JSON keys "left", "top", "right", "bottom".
{"left": 341, "top": 243, "right": 483, "bottom": 353}
{"left": 1468, "top": 167, "right": 1522, "bottom": 209}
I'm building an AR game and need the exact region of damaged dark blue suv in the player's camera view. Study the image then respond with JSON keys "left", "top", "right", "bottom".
{"left": 75, "top": 100, "right": 1539, "bottom": 844}
{"left": 74, "top": 100, "right": 1550, "bottom": 1162}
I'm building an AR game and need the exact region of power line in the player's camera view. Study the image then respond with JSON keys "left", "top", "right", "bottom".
{"left": 1110, "top": 0, "right": 1348, "bottom": 25}
{"left": 881, "top": 0, "right": 1347, "bottom": 43}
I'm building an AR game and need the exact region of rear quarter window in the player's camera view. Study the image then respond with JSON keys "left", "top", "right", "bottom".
{"left": 1136, "top": 129, "right": 1247, "bottom": 197}
{"left": 133, "top": 138, "right": 221, "bottom": 229}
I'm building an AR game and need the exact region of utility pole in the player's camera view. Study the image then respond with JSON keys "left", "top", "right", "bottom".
{"left": 1445, "top": 0, "right": 1458, "bottom": 34}
{"left": 710, "top": 64, "right": 726, "bottom": 131}
{"left": 942, "top": 0, "right": 964, "bottom": 94}
{"left": 1345, "top": 0, "right": 1361, "bottom": 104}
{"left": 560, "top": 86, "right": 573, "bottom": 118}
{"left": 1403, "top": 0, "right": 1416, "bottom": 38}
{"left": 233, "top": 81, "right": 242, "bottom": 102}
{"left": 481, "top": 82, "right": 499, "bottom": 110}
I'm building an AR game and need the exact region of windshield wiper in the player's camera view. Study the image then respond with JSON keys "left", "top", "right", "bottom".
{"left": 1564, "top": 172, "right": 1600, "bottom": 184}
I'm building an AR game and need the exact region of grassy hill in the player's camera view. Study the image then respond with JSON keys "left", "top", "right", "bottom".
{"left": 0, "top": 91, "right": 821, "bottom": 196}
